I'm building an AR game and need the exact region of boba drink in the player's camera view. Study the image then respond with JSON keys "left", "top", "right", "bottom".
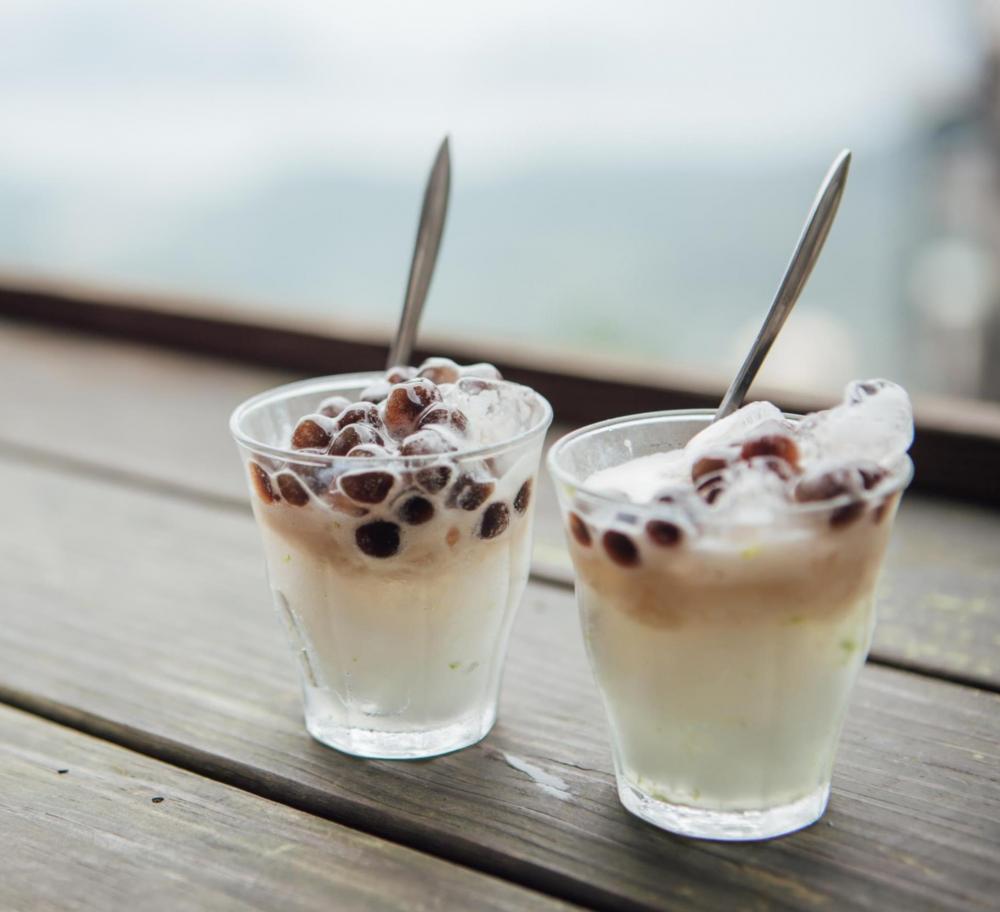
{"left": 548, "top": 380, "right": 913, "bottom": 839}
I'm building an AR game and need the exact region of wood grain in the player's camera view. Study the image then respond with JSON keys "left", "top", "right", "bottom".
{"left": 0, "top": 457, "right": 997, "bottom": 911}
{"left": 1, "top": 319, "right": 996, "bottom": 690}
{"left": 0, "top": 705, "right": 573, "bottom": 912}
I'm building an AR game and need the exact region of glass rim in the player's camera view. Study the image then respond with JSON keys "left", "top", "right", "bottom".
{"left": 546, "top": 407, "right": 914, "bottom": 519}
{"left": 230, "top": 371, "right": 554, "bottom": 465}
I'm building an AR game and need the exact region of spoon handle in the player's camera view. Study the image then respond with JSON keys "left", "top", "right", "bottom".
{"left": 386, "top": 136, "right": 451, "bottom": 370}
{"left": 715, "top": 149, "right": 852, "bottom": 421}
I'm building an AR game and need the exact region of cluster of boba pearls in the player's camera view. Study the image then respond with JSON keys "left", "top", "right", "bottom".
{"left": 247, "top": 358, "right": 533, "bottom": 558}
{"left": 568, "top": 431, "right": 893, "bottom": 570}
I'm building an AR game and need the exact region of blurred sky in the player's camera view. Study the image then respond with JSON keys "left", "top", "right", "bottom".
{"left": 0, "top": 0, "right": 988, "bottom": 394}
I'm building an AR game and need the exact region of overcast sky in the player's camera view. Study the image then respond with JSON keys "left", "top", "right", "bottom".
{"left": 0, "top": 0, "right": 981, "bottom": 192}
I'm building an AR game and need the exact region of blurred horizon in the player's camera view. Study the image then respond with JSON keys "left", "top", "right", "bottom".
{"left": 1, "top": 0, "right": 997, "bottom": 400}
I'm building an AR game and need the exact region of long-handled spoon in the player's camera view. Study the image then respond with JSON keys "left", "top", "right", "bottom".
{"left": 386, "top": 136, "right": 451, "bottom": 370}
{"left": 715, "top": 149, "right": 852, "bottom": 421}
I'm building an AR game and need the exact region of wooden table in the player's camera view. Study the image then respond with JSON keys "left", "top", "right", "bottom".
{"left": 2, "top": 320, "right": 998, "bottom": 911}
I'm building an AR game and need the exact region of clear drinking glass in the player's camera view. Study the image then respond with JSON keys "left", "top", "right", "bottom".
{"left": 547, "top": 410, "right": 912, "bottom": 840}
{"left": 231, "top": 372, "right": 552, "bottom": 759}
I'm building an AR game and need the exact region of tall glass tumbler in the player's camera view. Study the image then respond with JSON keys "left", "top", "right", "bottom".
{"left": 231, "top": 373, "right": 552, "bottom": 759}
{"left": 548, "top": 410, "right": 912, "bottom": 840}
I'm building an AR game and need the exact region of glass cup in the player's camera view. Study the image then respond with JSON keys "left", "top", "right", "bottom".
{"left": 547, "top": 409, "right": 912, "bottom": 840}
{"left": 231, "top": 372, "right": 552, "bottom": 759}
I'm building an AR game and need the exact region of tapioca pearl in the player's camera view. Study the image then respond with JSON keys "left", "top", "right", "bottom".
{"left": 249, "top": 462, "right": 278, "bottom": 504}
{"left": 386, "top": 365, "right": 417, "bottom": 384}
{"left": 568, "top": 512, "right": 591, "bottom": 547}
{"left": 318, "top": 395, "right": 352, "bottom": 419}
{"left": 336, "top": 402, "right": 383, "bottom": 430}
{"left": 339, "top": 470, "right": 396, "bottom": 504}
{"left": 692, "top": 455, "right": 729, "bottom": 482}
{"left": 479, "top": 502, "right": 510, "bottom": 539}
{"left": 646, "top": 520, "right": 683, "bottom": 547}
{"left": 513, "top": 479, "right": 532, "bottom": 515}
{"left": 360, "top": 380, "right": 391, "bottom": 404}
{"left": 276, "top": 473, "right": 309, "bottom": 507}
{"left": 418, "top": 406, "right": 469, "bottom": 435}
{"left": 740, "top": 434, "right": 801, "bottom": 471}
{"left": 347, "top": 444, "right": 389, "bottom": 458}
{"left": 873, "top": 495, "right": 894, "bottom": 524}
{"left": 830, "top": 502, "right": 865, "bottom": 529}
{"left": 329, "top": 423, "right": 385, "bottom": 456}
{"left": 417, "top": 357, "right": 461, "bottom": 384}
{"left": 398, "top": 495, "right": 435, "bottom": 525}
{"left": 446, "top": 526, "right": 461, "bottom": 547}
{"left": 291, "top": 414, "right": 335, "bottom": 450}
{"left": 400, "top": 428, "right": 458, "bottom": 456}
{"left": 746, "top": 455, "right": 797, "bottom": 482}
{"left": 696, "top": 475, "right": 726, "bottom": 505}
{"left": 356, "top": 521, "right": 401, "bottom": 558}
{"left": 794, "top": 461, "right": 887, "bottom": 504}
{"left": 325, "top": 490, "right": 369, "bottom": 517}
{"left": 448, "top": 474, "right": 495, "bottom": 511}
{"left": 602, "top": 530, "right": 639, "bottom": 567}
{"left": 416, "top": 462, "right": 453, "bottom": 494}
{"left": 383, "top": 379, "right": 443, "bottom": 439}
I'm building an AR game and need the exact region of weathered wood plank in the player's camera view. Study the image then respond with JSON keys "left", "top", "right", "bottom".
{"left": 1, "top": 320, "right": 997, "bottom": 689}
{"left": 0, "top": 458, "right": 997, "bottom": 911}
{"left": 0, "top": 705, "right": 573, "bottom": 912}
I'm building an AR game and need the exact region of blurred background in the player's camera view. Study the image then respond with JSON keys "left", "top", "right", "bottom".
{"left": 0, "top": 0, "right": 997, "bottom": 401}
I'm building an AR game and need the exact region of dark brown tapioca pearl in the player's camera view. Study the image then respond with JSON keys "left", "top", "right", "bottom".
{"left": 360, "top": 380, "right": 391, "bottom": 404}
{"left": 416, "top": 462, "right": 453, "bottom": 494}
{"left": 568, "top": 512, "right": 591, "bottom": 547}
{"left": 830, "top": 502, "right": 865, "bottom": 529}
{"left": 873, "top": 495, "right": 895, "bottom": 524}
{"left": 646, "top": 520, "right": 683, "bottom": 547}
{"left": 692, "top": 455, "right": 729, "bottom": 482}
{"left": 318, "top": 395, "right": 352, "bottom": 419}
{"left": 448, "top": 474, "right": 495, "bottom": 511}
{"left": 740, "top": 434, "right": 800, "bottom": 471}
{"left": 326, "top": 490, "right": 369, "bottom": 517}
{"left": 513, "top": 479, "right": 532, "bottom": 515}
{"left": 697, "top": 476, "right": 726, "bottom": 505}
{"left": 603, "top": 530, "right": 639, "bottom": 567}
{"left": 249, "top": 462, "right": 278, "bottom": 504}
{"left": 346, "top": 444, "right": 389, "bottom": 458}
{"left": 356, "top": 521, "right": 401, "bottom": 558}
{"left": 794, "top": 461, "right": 887, "bottom": 504}
{"left": 418, "top": 406, "right": 469, "bottom": 435}
{"left": 383, "top": 379, "right": 443, "bottom": 440}
{"left": 340, "top": 470, "right": 396, "bottom": 504}
{"left": 746, "top": 455, "right": 797, "bottom": 482}
{"left": 398, "top": 495, "right": 435, "bottom": 525}
{"left": 479, "top": 502, "right": 510, "bottom": 539}
{"left": 276, "top": 472, "right": 310, "bottom": 506}
{"left": 386, "top": 365, "right": 417, "bottom": 385}
{"left": 417, "top": 357, "right": 461, "bottom": 385}
{"left": 400, "top": 429, "right": 457, "bottom": 457}
{"left": 291, "top": 415, "right": 335, "bottom": 450}
{"left": 336, "top": 402, "right": 382, "bottom": 430}
{"left": 329, "top": 423, "right": 385, "bottom": 456}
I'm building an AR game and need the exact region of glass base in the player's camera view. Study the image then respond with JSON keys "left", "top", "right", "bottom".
{"left": 618, "top": 780, "right": 830, "bottom": 841}
{"left": 305, "top": 711, "right": 495, "bottom": 760}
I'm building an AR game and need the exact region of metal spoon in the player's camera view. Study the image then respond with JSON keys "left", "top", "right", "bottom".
{"left": 715, "top": 149, "right": 852, "bottom": 421}
{"left": 386, "top": 136, "right": 451, "bottom": 370}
